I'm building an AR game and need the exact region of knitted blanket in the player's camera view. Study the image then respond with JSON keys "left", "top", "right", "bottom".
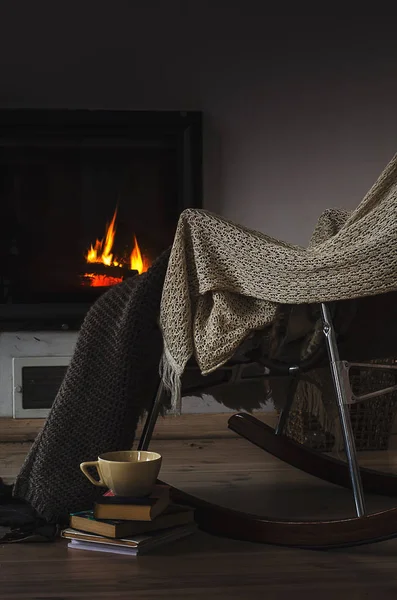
{"left": 160, "top": 153, "right": 397, "bottom": 407}
{"left": 13, "top": 249, "right": 170, "bottom": 523}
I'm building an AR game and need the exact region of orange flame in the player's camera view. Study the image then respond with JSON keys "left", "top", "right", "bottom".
{"left": 86, "top": 209, "right": 117, "bottom": 267}
{"left": 84, "top": 208, "right": 151, "bottom": 287}
{"left": 130, "top": 235, "right": 150, "bottom": 275}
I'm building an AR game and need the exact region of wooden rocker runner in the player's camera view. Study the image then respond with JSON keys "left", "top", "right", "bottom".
{"left": 137, "top": 291, "right": 397, "bottom": 549}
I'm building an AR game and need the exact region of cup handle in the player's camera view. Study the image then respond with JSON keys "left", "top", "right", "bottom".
{"left": 80, "top": 461, "right": 105, "bottom": 486}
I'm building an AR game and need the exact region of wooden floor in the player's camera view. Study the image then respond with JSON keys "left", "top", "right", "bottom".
{"left": 3, "top": 436, "right": 397, "bottom": 598}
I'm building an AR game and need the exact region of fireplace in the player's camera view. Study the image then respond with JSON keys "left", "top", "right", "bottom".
{"left": 0, "top": 109, "right": 202, "bottom": 331}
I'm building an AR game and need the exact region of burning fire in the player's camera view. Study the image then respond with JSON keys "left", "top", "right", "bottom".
{"left": 130, "top": 234, "right": 151, "bottom": 274}
{"left": 84, "top": 208, "right": 151, "bottom": 287}
{"left": 86, "top": 209, "right": 118, "bottom": 267}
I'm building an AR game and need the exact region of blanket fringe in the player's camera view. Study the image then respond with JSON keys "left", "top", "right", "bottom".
{"left": 293, "top": 375, "right": 343, "bottom": 452}
{"left": 159, "top": 347, "right": 183, "bottom": 414}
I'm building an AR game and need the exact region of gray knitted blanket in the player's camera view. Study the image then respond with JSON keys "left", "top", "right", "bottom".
{"left": 13, "top": 249, "right": 170, "bottom": 523}
{"left": 160, "top": 153, "right": 397, "bottom": 407}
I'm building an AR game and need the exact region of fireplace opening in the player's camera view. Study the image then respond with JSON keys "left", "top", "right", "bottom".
{"left": 0, "top": 110, "right": 202, "bottom": 330}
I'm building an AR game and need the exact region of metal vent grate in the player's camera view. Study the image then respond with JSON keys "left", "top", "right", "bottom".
{"left": 22, "top": 365, "right": 68, "bottom": 409}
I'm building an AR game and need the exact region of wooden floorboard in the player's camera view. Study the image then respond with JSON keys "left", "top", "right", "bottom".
{"left": 0, "top": 411, "right": 279, "bottom": 442}
{"left": 2, "top": 437, "right": 397, "bottom": 597}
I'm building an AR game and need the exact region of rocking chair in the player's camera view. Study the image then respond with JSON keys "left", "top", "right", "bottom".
{"left": 137, "top": 291, "right": 397, "bottom": 549}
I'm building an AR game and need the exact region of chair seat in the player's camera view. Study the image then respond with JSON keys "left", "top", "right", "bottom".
{"left": 180, "top": 290, "right": 397, "bottom": 398}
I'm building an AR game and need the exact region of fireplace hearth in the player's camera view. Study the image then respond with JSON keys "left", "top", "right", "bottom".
{"left": 0, "top": 109, "right": 202, "bottom": 331}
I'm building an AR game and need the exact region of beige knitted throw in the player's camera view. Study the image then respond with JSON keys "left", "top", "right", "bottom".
{"left": 160, "top": 153, "right": 397, "bottom": 407}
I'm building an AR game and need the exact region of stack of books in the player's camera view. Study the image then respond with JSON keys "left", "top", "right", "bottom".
{"left": 62, "top": 484, "right": 196, "bottom": 556}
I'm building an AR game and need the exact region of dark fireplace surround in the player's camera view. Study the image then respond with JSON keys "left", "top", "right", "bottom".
{"left": 0, "top": 109, "right": 202, "bottom": 331}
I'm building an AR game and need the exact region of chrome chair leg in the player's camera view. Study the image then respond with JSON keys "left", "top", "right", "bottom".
{"left": 321, "top": 303, "right": 366, "bottom": 517}
{"left": 137, "top": 381, "right": 166, "bottom": 451}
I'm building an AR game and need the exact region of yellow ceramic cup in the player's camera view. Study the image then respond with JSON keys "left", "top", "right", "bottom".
{"left": 80, "top": 450, "right": 162, "bottom": 497}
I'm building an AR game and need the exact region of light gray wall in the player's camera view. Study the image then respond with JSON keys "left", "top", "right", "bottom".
{"left": 1, "top": 6, "right": 396, "bottom": 245}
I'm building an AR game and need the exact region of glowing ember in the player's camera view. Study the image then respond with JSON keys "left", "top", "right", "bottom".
{"left": 84, "top": 208, "right": 151, "bottom": 287}
{"left": 84, "top": 274, "right": 123, "bottom": 287}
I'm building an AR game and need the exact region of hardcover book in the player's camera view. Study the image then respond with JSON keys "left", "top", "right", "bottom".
{"left": 94, "top": 484, "right": 171, "bottom": 521}
{"left": 70, "top": 504, "right": 195, "bottom": 538}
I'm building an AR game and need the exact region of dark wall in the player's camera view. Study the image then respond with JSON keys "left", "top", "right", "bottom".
{"left": 1, "top": 4, "right": 396, "bottom": 244}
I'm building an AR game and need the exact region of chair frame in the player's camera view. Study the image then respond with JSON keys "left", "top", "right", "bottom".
{"left": 137, "top": 302, "right": 397, "bottom": 549}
